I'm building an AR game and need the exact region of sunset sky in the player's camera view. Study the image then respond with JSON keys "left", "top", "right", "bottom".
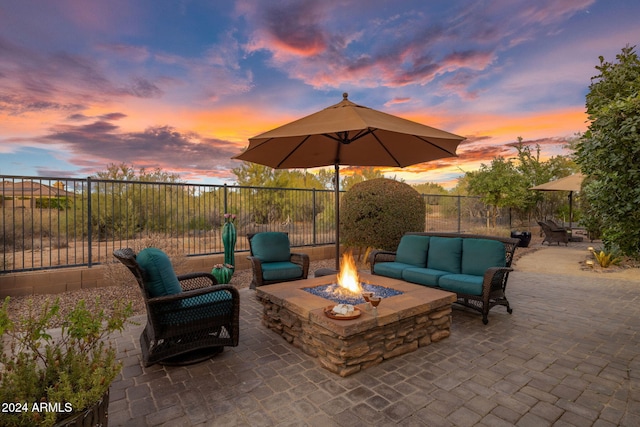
{"left": 1, "top": 0, "right": 639, "bottom": 188}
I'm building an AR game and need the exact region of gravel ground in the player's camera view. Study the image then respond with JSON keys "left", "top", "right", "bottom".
{"left": 5, "top": 240, "right": 541, "bottom": 326}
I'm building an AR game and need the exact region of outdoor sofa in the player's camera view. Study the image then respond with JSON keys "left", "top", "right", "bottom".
{"left": 370, "top": 232, "right": 520, "bottom": 324}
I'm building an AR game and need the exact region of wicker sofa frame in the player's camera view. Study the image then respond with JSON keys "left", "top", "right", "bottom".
{"left": 370, "top": 232, "right": 520, "bottom": 324}
{"left": 246, "top": 232, "right": 310, "bottom": 289}
{"left": 113, "top": 248, "right": 240, "bottom": 367}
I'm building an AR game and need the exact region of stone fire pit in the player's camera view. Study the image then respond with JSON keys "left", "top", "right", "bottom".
{"left": 255, "top": 272, "right": 456, "bottom": 376}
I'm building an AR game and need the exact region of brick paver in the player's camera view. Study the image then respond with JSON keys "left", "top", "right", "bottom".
{"left": 110, "top": 250, "right": 640, "bottom": 426}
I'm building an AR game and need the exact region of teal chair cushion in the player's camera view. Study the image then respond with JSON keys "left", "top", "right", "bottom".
{"left": 251, "top": 232, "right": 292, "bottom": 263}
{"left": 439, "top": 274, "right": 484, "bottom": 296}
{"left": 395, "top": 235, "right": 429, "bottom": 267}
{"left": 261, "top": 261, "right": 303, "bottom": 281}
{"left": 137, "top": 248, "right": 182, "bottom": 297}
{"left": 461, "top": 239, "right": 506, "bottom": 276}
{"left": 427, "top": 237, "right": 462, "bottom": 273}
{"left": 402, "top": 267, "right": 450, "bottom": 287}
{"left": 158, "top": 291, "right": 234, "bottom": 326}
{"left": 373, "top": 262, "right": 415, "bottom": 279}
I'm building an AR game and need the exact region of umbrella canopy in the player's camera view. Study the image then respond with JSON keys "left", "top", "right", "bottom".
{"left": 233, "top": 93, "right": 465, "bottom": 268}
{"left": 235, "top": 93, "right": 463, "bottom": 169}
{"left": 531, "top": 173, "right": 585, "bottom": 228}
{"left": 530, "top": 173, "right": 585, "bottom": 192}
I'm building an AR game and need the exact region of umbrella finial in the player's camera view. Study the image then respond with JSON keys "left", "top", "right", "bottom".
{"left": 342, "top": 92, "right": 348, "bottom": 100}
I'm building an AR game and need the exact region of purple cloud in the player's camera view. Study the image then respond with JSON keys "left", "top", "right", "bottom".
{"left": 43, "top": 121, "right": 242, "bottom": 180}
{"left": 240, "top": 0, "right": 594, "bottom": 91}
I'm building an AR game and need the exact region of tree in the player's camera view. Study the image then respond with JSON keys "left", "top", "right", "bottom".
{"left": 412, "top": 182, "right": 448, "bottom": 195}
{"left": 341, "top": 167, "right": 385, "bottom": 191}
{"left": 575, "top": 46, "right": 640, "bottom": 257}
{"left": 465, "top": 157, "right": 523, "bottom": 227}
{"left": 93, "top": 163, "right": 182, "bottom": 183}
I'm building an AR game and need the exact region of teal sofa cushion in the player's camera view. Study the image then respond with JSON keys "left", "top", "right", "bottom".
{"left": 137, "top": 248, "right": 182, "bottom": 297}
{"left": 395, "top": 235, "right": 429, "bottom": 267}
{"left": 373, "top": 262, "right": 415, "bottom": 279}
{"left": 251, "top": 232, "right": 291, "bottom": 263}
{"left": 261, "top": 261, "right": 303, "bottom": 281}
{"left": 461, "top": 239, "right": 506, "bottom": 276}
{"left": 439, "top": 274, "right": 484, "bottom": 296}
{"left": 402, "top": 267, "right": 450, "bottom": 287}
{"left": 427, "top": 237, "right": 462, "bottom": 273}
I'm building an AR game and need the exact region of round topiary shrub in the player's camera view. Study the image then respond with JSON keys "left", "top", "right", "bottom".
{"left": 341, "top": 178, "right": 426, "bottom": 251}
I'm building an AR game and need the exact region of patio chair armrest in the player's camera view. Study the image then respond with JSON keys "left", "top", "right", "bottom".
{"left": 177, "top": 272, "right": 218, "bottom": 291}
{"left": 482, "top": 266, "right": 514, "bottom": 296}
{"left": 290, "top": 252, "right": 310, "bottom": 277}
{"left": 247, "top": 255, "right": 265, "bottom": 287}
{"left": 369, "top": 250, "right": 397, "bottom": 273}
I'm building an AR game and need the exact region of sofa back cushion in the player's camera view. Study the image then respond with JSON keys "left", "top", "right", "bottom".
{"left": 461, "top": 238, "right": 506, "bottom": 276}
{"left": 251, "top": 232, "right": 291, "bottom": 263}
{"left": 395, "top": 235, "right": 430, "bottom": 267}
{"left": 137, "top": 248, "right": 182, "bottom": 297}
{"left": 427, "top": 237, "right": 462, "bottom": 273}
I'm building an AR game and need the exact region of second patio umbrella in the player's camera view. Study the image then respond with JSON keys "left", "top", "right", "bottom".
{"left": 233, "top": 93, "right": 465, "bottom": 268}
{"left": 531, "top": 173, "right": 585, "bottom": 228}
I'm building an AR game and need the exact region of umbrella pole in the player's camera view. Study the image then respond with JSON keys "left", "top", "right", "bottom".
{"left": 334, "top": 163, "right": 340, "bottom": 271}
{"left": 568, "top": 191, "right": 573, "bottom": 230}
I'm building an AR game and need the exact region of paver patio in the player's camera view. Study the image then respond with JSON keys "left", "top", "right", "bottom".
{"left": 109, "top": 243, "right": 640, "bottom": 426}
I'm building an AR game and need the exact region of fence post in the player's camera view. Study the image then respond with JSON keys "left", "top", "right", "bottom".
{"left": 87, "top": 177, "right": 93, "bottom": 268}
{"left": 312, "top": 189, "right": 317, "bottom": 245}
{"left": 223, "top": 183, "right": 228, "bottom": 214}
{"left": 457, "top": 195, "right": 461, "bottom": 233}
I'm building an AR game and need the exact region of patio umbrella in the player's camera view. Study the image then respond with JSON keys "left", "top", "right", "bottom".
{"left": 233, "top": 93, "right": 465, "bottom": 269}
{"left": 531, "top": 173, "right": 585, "bottom": 228}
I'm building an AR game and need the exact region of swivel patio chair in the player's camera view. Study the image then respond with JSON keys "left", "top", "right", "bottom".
{"left": 538, "top": 221, "right": 569, "bottom": 246}
{"left": 246, "top": 232, "right": 309, "bottom": 289}
{"left": 113, "top": 247, "right": 240, "bottom": 367}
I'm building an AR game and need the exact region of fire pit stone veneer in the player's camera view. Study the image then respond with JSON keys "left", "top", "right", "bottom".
{"left": 255, "top": 273, "right": 456, "bottom": 377}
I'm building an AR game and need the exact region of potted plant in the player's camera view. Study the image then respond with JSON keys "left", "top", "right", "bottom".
{"left": 0, "top": 297, "right": 132, "bottom": 427}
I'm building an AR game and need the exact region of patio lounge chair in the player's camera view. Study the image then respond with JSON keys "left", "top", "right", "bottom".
{"left": 113, "top": 247, "right": 240, "bottom": 367}
{"left": 247, "top": 232, "right": 309, "bottom": 289}
{"left": 538, "top": 221, "right": 569, "bottom": 246}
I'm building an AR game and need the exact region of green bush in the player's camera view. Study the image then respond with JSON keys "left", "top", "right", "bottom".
{"left": 340, "top": 178, "right": 426, "bottom": 251}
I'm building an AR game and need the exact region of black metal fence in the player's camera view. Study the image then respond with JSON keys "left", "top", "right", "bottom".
{"left": 1, "top": 176, "right": 512, "bottom": 273}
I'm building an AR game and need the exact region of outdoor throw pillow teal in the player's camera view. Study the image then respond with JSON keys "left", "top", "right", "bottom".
{"left": 426, "top": 237, "right": 462, "bottom": 273}
{"left": 461, "top": 238, "right": 506, "bottom": 276}
{"left": 136, "top": 248, "right": 182, "bottom": 297}
{"left": 251, "top": 232, "right": 291, "bottom": 263}
{"left": 395, "top": 235, "right": 429, "bottom": 267}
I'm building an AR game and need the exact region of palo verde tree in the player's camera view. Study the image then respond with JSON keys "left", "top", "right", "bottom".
{"left": 575, "top": 45, "right": 640, "bottom": 257}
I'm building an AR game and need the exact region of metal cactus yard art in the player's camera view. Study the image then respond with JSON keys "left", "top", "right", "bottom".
{"left": 212, "top": 213, "right": 236, "bottom": 284}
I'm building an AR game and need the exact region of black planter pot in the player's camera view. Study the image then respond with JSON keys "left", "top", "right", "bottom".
{"left": 510, "top": 231, "right": 532, "bottom": 248}
{"left": 54, "top": 390, "right": 109, "bottom": 427}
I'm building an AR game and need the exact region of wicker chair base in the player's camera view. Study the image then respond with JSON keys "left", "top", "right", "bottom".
{"left": 158, "top": 346, "right": 223, "bottom": 366}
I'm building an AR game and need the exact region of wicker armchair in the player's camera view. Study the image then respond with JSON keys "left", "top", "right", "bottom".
{"left": 247, "top": 232, "right": 309, "bottom": 289}
{"left": 113, "top": 248, "right": 240, "bottom": 367}
{"left": 538, "top": 221, "right": 569, "bottom": 246}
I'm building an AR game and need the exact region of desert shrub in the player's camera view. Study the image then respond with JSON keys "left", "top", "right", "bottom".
{"left": 341, "top": 178, "right": 426, "bottom": 251}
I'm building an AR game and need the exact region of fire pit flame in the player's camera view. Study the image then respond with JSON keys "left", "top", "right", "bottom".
{"left": 336, "top": 252, "right": 362, "bottom": 295}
